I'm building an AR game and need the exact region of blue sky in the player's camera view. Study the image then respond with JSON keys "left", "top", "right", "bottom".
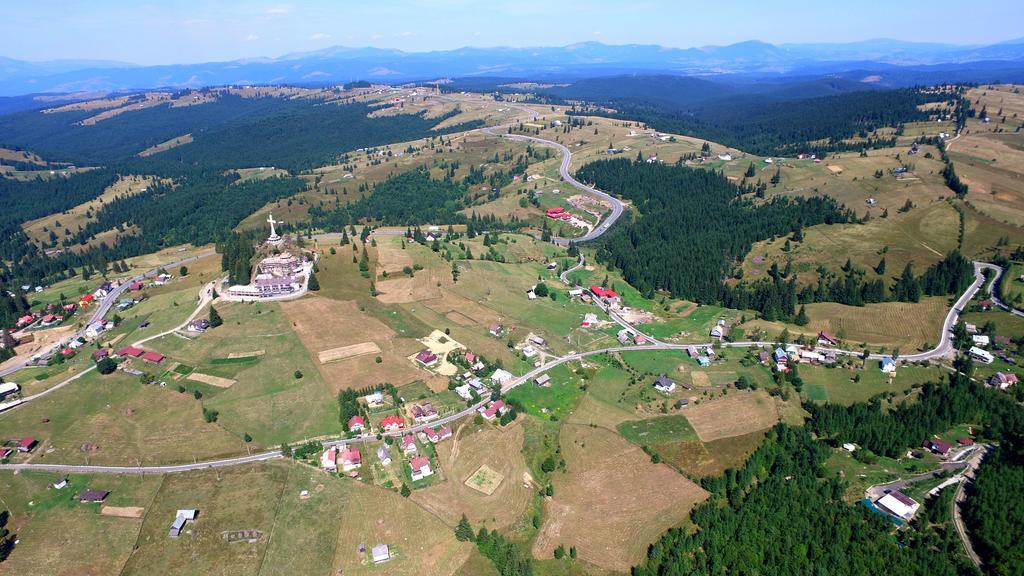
{"left": 3, "top": 0, "right": 1022, "bottom": 64}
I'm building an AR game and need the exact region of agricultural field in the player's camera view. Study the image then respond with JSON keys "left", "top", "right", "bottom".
{"left": 144, "top": 301, "right": 339, "bottom": 445}
{"left": 0, "top": 369, "right": 246, "bottom": 465}
{"left": 506, "top": 363, "right": 585, "bottom": 420}
{"left": 0, "top": 471, "right": 163, "bottom": 575}
{"left": 743, "top": 295, "right": 950, "bottom": 351}
{"left": 411, "top": 423, "right": 534, "bottom": 530}
{"left": 654, "top": 430, "right": 768, "bottom": 479}
{"left": 801, "top": 364, "right": 945, "bottom": 405}
{"left": 683, "top": 389, "right": 779, "bottom": 442}
{"left": 1000, "top": 262, "right": 1024, "bottom": 305}
{"left": 617, "top": 415, "right": 699, "bottom": 445}
{"left": 281, "top": 295, "right": 425, "bottom": 393}
{"left": 532, "top": 424, "right": 708, "bottom": 572}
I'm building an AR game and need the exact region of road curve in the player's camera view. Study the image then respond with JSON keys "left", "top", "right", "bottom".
{"left": 481, "top": 126, "right": 625, "bottom": 246}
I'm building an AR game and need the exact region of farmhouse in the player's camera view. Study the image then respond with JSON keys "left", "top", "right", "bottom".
{"left": 169, "top": 509, "right": 199, "bottom": 538}
{"left": 653, "top": 375, "right": 676, "bottom": 394}
{"left": 489, "top": 324, "right": 503, "bottom": 336}
{"left": 480, "top": 400, "right": 509, "bottom": 421}
{"left": 142, "top": 351, "right": 166, "bottom": 364}
{"left": 989, "top": 372, "right": 1019, "bottom": 390}
{"left": 422, "top": 427, "right": 440, "bottom": 443}
{"left": 969, "top": 346, "right": 994, "bottom": 364}
{"left": 758, "top": 351, "right": 771, "bottom": 365}
{"left": 880, "top": 356, "right": 896, "bottom": 373}
{"left": 320, "top": 447, "right": 338, "bottom": 472}
{"left": 491, "top": 369, "right": 513, "bottom": 386}
{"left": 92, "top": 349, "right": 109, "bottom": 361}
{"left": 455, "top": 383, "right": 474, "bottom": 400}
{"left": 340, "top": 447, "right": 362, "bottom": 472}
{"left": 534, "top": 373, "right": 551, "bottom": 387}
{"left": 411, "top": 402, "right": 438, "bottom": 422}
{"left": 53, "top": 477, "right": 68, "bottom": 490}
{"left": 17, "top": 436, "right": 37, "bottom": 453}
{"left": 817, "top": 331, "right": 839, "bottom": 346}
{"left": 415, "top": 349, "right": 439, "bottom": 366}
{"left": 925, "top": 439, "right": 952, "bottom": 457}
{"left": 410, "top": 455, "right": 434, "bottom": 481}
{"left": 77, "top": 489, "right": 109, "bottom": 503}
{"left": 402, "top": 434, "right": 418, "bottom": 456}
{"left": 979, "top": 299, "right": 994, "bottom": 311}
{"left": 116, "top": 346, "right": 144, "bottom": 358}
{"left": 876, "top": 490, "right": 920, "bottom": 520}
{"left": 710, "top": 320, "right": 726, "bottom": 339}
{"left": 347, "top": 415, "right": 366, "bottom": 433}
{"left": 971, "top": 335, "right": 990, "bottom": 347}
{"left": 380, "top": 415, "right": 405, "bottom": 432}
{"left": 377, "top": 445, "right": 392, "bottom": 465}
{"left": 365, "top": 391, "right": 385, "bottom": 407}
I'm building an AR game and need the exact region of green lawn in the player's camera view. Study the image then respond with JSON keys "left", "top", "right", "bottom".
{"left": 617, "top": 415, "right": 699, "bottom": 445}
{"left": 145, "top": 301, "right": 339, "bottom": 445}
{"left": 1000, "top": 262, "right": 1024, "bottom": 306}
{"left": 824, "top": 449, "right": 943, "bottom": 502}
{"left": 506, "top": 363, "right": 584, "bottom": 420}
{"left": 800, "top": 364, "right": 943, "bottom": 405}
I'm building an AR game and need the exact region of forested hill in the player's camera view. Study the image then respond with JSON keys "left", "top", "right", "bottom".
{"left": 0, "top": 95, "right": 484, "bottom": 286}
{"left": 560, "top": 84, "right": 953, "bottom": 157}
{"left": 580, "top": 158, "right": 851, "bottom": 303}
{"left": 0, "top": 96, "right": 481, "bottom": 172}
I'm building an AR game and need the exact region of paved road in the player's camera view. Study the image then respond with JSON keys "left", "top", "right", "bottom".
{"left": 481, "top": 126, "right": 624, "bottom": 246}
{"left": 952, "top": 444, "right": 989, "bottom": 570}
{"left": 0, "top": 249, "right": 218, "bottom": 378}
{"left": 981, "top": 262, "right": 1024, "bottom": 318}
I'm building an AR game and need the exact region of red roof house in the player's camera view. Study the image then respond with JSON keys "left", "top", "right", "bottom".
{"left": 415, "top": 349, "right": 439, "bottom": 366}
{"left": 93, "top": 349, "right": 110, "bottom": 360}
{"left": 340, "top": 447, "right": 361, "bottom": 472}
{"left": 80, "top": 294, "right": 95, "bottom": 305}
{"left": 17, "top": 437, "right": 37, "bottom": 453}
{"left": 423, "top": 427, "right": 440, "bottom": 442}
{"left": 347, "top": 415, "right": 366, "bottom": 432}
{"left": 141, "top": 351, "right": 165, "bottom": 364}
{"left": 410, "top": 455, "right": 433, "bottom": 480}
{"left": 481, "top": 400, "right": 508, "bottom": 420}
{"left": 979, "top": 299, "right": 994, "bottom": 310}
{"left": 817, "top": 331, "right": 839, "bottom": 346}
{"left": 116, "top": 346, "right": 144, "bottom": 358}
{"left": 402, "top": 434, "right": 418, "bottom": 455}
{"left": 380, "top": 415, "right": 405, "bottom": 432}
{"left": 925, "top": 438, "right": 952, "bottom": 456}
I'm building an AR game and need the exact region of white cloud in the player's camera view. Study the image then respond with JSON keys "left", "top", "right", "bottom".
{"left": 246, "top": 34, "right": 260, "bottom": 41}
{"left": 398, "top": 31, "right": 415, "bottom": 37}
{"left": 310, "top": 32, "right": 331, "bottom": 40}
{"left": 266, "top": 5, "right": 291, "bottom": 15}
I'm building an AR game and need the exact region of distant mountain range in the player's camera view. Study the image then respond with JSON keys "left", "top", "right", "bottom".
{"left": 2, "top": 38, "right": 1024, "bottom": 97}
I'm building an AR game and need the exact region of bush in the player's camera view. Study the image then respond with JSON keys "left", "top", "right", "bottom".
{"left": 202, "top": 408, "right": 219, "bottom": 423}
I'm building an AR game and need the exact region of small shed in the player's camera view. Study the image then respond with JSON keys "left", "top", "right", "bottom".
{"left": 372, "top": 543, "right": 391, "bottom": 563}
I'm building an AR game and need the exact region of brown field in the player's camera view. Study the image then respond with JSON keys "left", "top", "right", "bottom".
{"left": 100, "top": 506, "right": 146, "bottom": 518}
{"left": 138, "top": 133, "right": 192, "bottom": 157}
{"left": 227, "top": 350, "right": 264, "bottom": 359}
{"left": 684, "top": 389, "right": 779, "bottom": 442}
{"left": 335, "top": 476, "right": 475, "bottom": 576}
{"left": 43, "top": 94, "right": 139, "bottom": 113}
{"left": 0, "top": 325, "right": 75, "bottom": 371}
{"left": 375, "top": 273, "right": 443, "bottom": 303}
{"left": 464, "top": 465, "right": 503, "bottom": 495}
{"left": 743, "top": 295, "right": 950, "bottom": 350}
{"left": 656, "top": 430, "right": 768, "bottom": 479}
{"left": 281, "top": 296, "right": 423, "bottom": 392}
{"left": 0, "top": 146, "right": 46, "bottom": 164}
{"left": 411, "top": 424, "right": 533, "bottom": 530}
{"left": 187, "top": 372, "right": 236, "bottom": 388}
{"left": 376, "top": 241, "right": 415, "bottom": 275}
{"left": 533, "top": 424, "right": 709, "bottom": 572}
{"left": 318, "top": 341, "right": 381, "bottom": 363}
{"left": 565, "top": 394, "right": 638, "bottom": 431}
{"left": 78, "top": 93, "right": 172, "bottom": 125}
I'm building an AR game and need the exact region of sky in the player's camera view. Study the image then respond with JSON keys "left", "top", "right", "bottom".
{"left": 3, "top": 0, "right": 1022, "bottom": 65}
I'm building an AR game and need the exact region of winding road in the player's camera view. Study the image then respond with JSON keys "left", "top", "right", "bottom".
{"left": 0, "top": 110, "right": 1012, "bottom": 476}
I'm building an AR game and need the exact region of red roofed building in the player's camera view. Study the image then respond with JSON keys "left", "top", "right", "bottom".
{"left": 320, "top": 447, "right": 338, "bottom": 472}
{"left": 415, "top": 349, "right": 439, "bottom": 366}
{"left": 141, "top": 351, "right": 165, "bottom": 364}
{"left": 545, "top": 207, "right": 565, "bottom": 218}
{"left": 402, "top": 434, "right": 418, "bottom": 455}
{"left": 464, "top": 352, "right": 476, "bottom": 364}
{"left": 925, "top": 438, "right": 952, "bottom": 456}
{"left": 423, "top": 427, "right": 440, "bottom": 443}
{"left": 410, "top": 455, "right": 433, "bottom": 480}
{"left": 480, "top": 400, "right": 508, "bottom": 421}
{"left": 17, "top": 437, "right": 37, "bottom": 453}
{"left": 347, "top": 415, "right": 366, "bottom": 432}
{"left": 340, "top": 447, "right": 361, "bottom": 472}
{"left": 979, "top": 299, "right": 994, "bottom": 310}
{"left": 439, "top": 426, "right": 453, "bottom": 441}
{"left": 589, "top": 285, "right": 621, "bottom": 305}
{"left": 80, "top": 294, "right": 95, "bottom": 305}
{"left": 817, "top": 331, "right": 839, "bottom": 346}
{"left": 380, "top": 415, "right": 405, "bottom": 432}
{"left": 116, "top": 346, "right": 144, "bottom": 358}
{"left": 93, "top": 349, "right": 110, "bottom": 360}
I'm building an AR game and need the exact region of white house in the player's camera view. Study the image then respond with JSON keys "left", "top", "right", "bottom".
{"left": 410, "top": 456, "right": 433, "bottom": 481}
{"left": 372, "top": 543, "right": 391, "bottom": 564}
{"left": 969, "top": 346, "right": 994, "bottom": 364}
{"left": 880, "top": 356, "right": 897, "bottom": 373}
{"left": 972, "top": 335, "right": 990, "bottom": 347}
{"left": 653, "top": 376, "right": 676, "bottom": 395}
{"left": 490, "top": 369, "right": 513, "bottom": 386}
{"left": 876, "top": 491, "right": 920, "bottom": 520}
{"left": 455, "top": 384, "right": 474, "bottom": 400}
{"left": 320, "top": 447, "right": 338, "bottom": 472}
{"left": 0, "top": 382, "right": 20, "bottom": 400}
